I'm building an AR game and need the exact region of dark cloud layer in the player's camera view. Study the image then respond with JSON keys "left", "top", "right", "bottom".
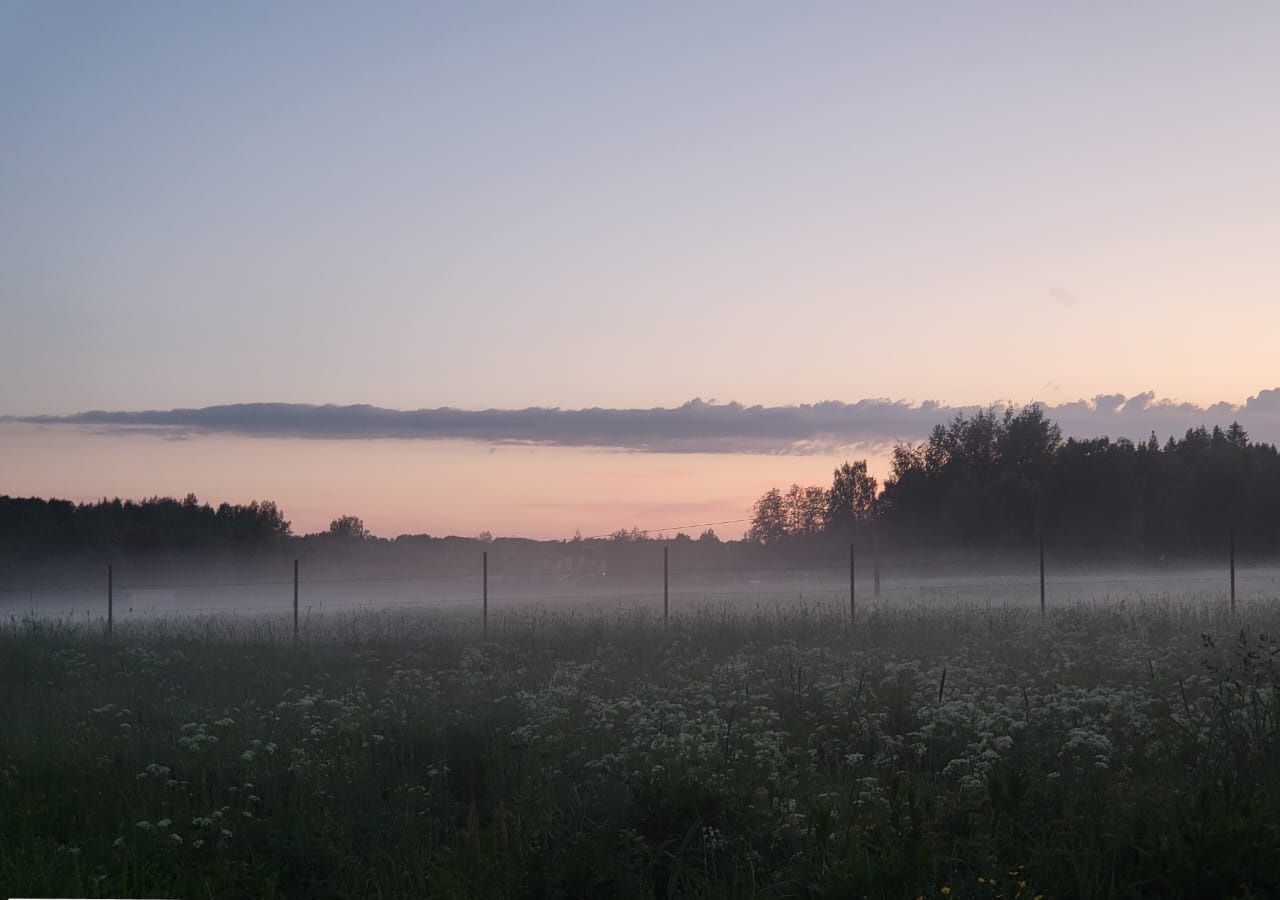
{"left": 8, "top": 391, "right": 1280, "bottom": 455}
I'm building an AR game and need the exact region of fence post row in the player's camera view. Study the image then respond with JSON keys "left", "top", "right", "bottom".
{"left": 66, "top": 528, "right": 1250, "bottom": 637}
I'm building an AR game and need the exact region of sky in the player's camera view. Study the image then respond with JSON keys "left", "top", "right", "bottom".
{"left": 2, "top": 2, "right": 1279, "bottom": 537}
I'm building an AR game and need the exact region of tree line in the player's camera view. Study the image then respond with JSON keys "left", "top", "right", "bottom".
{"left": 0, "top": 494, "right": 294, "bottom": 556}
{"left": 749, "top": 405, "right": 1280, "bottom": 557}
{"left": 5, "top": 403, "right": 1278, "bottom": 566}
{"left": 0, "top": 495, "right": 727, "bottom": 559}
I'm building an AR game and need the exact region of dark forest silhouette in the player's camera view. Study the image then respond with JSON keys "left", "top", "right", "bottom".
{"left": 750, "top": 404, "right": 1277, "bottom": 556}
{"left": 3, "top": 405, "right": 1278, "bottom": 577}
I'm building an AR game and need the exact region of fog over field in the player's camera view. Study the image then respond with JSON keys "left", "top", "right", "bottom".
{"left": 3, "top": 556, "right": 1270, "bottom": 623}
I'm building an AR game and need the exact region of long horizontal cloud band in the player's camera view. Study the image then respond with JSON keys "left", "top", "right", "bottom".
{"left": 7, "top": 390, "right": 1280, "bottom": 454}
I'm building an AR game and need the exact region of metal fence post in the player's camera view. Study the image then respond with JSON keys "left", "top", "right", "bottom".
{"left": 107, "top": 563, "right": 113, "bottom": 640}
{"left": 873, "top": 536, "right": 881, "bottom": 598}
{"left": 849, "top": 543, "right": 856, "bottom": 625}
{"left": 663, "top": 545, "right": 669, "bottom": 626}
{"left": 293, "top": 559, "right": 299, "bottom": 639}
{"left": 1039, "top": 535, "right": 1046, "bottom": 615}
{"left": 1230, "top": 528, "right": 1236, "bottom": 614}
{"left": 483, "top": 551, "right": 488, "bottom": 638}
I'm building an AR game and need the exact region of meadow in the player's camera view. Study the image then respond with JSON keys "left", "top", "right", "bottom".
{"left": 2, "top": 593, "right": 1278, "bottom": 899}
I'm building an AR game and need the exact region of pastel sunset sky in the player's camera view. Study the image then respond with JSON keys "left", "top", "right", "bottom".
{"left": 3, "top": 2, "right": 1279, "bottom": 537}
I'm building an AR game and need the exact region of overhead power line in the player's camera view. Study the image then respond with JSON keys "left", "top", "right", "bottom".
{"left": 575, "top": 517, "right": 751, "bottom": 542}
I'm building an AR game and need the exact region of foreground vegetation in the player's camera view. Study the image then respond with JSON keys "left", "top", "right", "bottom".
{"left": 2, "top": 596, "right": 1278, "bottom": 899}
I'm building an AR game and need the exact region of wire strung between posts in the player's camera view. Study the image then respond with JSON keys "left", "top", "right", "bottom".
{"left": 1, "top": 567, "right": 1268, "bottom": 599}
{"left": 574, "top": 517, "right": 752, "bottom": 541}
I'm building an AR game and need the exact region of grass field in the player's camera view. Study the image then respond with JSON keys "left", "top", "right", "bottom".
{"left": 2, "top": 595, "right": 1278, "bottom": 899}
